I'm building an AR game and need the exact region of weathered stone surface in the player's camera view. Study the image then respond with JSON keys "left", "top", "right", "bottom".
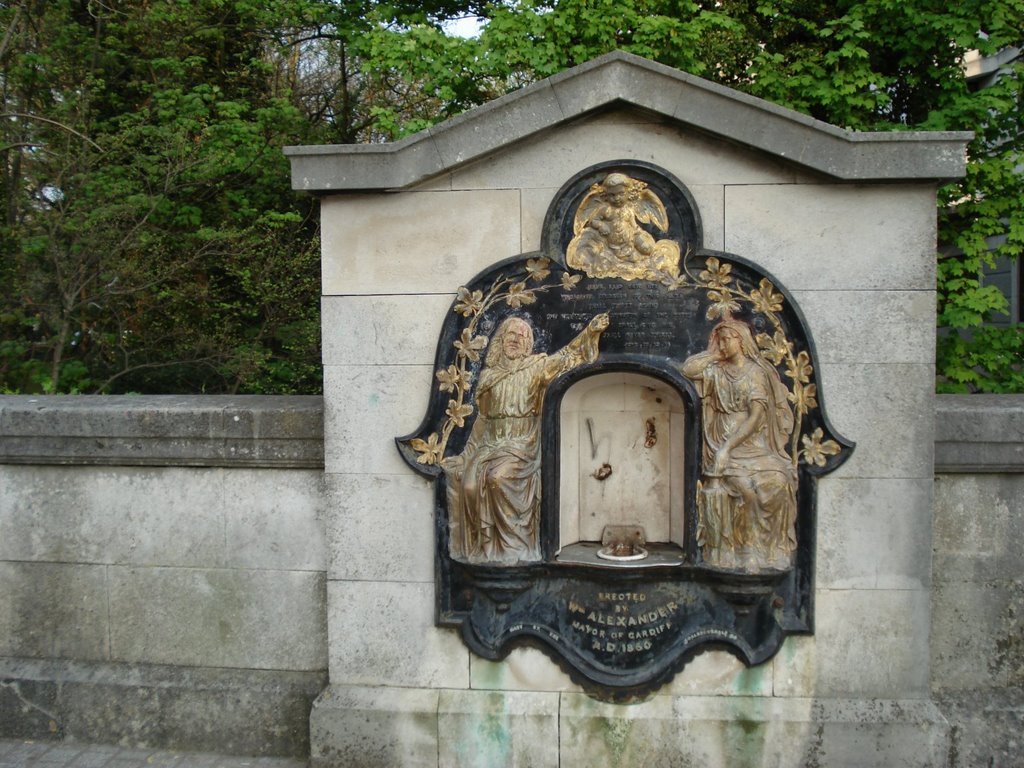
{"left": 936, "top": 689, "right": 1024, "bottom": 768}
{"left": 304, "top": 685, "right": 947, "bottom": 768}
{"left": 931, "top": 579, "right": 1024, "bottom": 693}
{"left": 438, "top": 690, "right": 559, "bottom": 768}
{"left": 772, "top": 589, "right": 932, "bottom": 698}
{"left": 448, "top": 113, "right": 799, "bottom": 191}
{"left": 816, "top": 478, "right": 933, "bottom": 590}
{"left": 322, "top": 365, "right": 431, "bottom": 475}
{"left": 309, "top": 685, "right": 439, "bottom": 768}
{"left": 559, "top": 694, "right": 949, "bottom": 768}
{"left": 818, "top": 362, "right": 934, "bottom": 480}
{"left": 0, "top": 563, "right": 108, "bottom": 661}
{"left": 0, "top": 658, "right": 323, "bottom": 758}
{"left": 470, "top": 646, "right": 582, "bottom": 693}
{"left": 663, "top": 649, "right": 773, "bottom": 697}
{"left": 0, "top": 466, "right": 227, "bottom": 567}
{"left": 0, "top": 395, "right": 323, "bottom": 468}
{"left": 933, "top": 473, "right": 1024, "bottom": 584}
{"left": 320, "top": 191, "right": 521, "bottom": 296}
{"left": 224, "top": 469, "right": 327, "bottom": 572}
{"left": 321, "top": 294, "right": 453, "bottom": 367}
{"left": 326, "top": 581, "right": 468, "bottom": 689}
{"left": 689, "top": 185, "right": 725, "bottom": 251}
{"left": 107, "top": 567, "right": 326, "bottom": 670}
{"left": 935, "top": 394, "right": 1024, "bottom": 472}
{"left": 723, "top": 184, "right": 939, "bottom": 291}
{"left": 520, "top": 186, "right": 558, "bottom": 254}
{"left": 792, "top": 289, "right": 935, "bottom": 365}
{"left": 324, "top": 473, "right": 434, "bottom": 582}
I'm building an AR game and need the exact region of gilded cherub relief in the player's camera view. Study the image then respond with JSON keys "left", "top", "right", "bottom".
{"left": 566, "top": 172, "right": 681, "bottom": 281}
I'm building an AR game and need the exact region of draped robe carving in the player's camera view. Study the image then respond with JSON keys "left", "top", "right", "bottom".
{"left": 444, "top": 315, "right": 608, "bottom": 564}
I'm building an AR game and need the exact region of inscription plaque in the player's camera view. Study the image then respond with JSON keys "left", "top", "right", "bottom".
{"left": 398, "top": 161, "right": 852, "bottom": 698}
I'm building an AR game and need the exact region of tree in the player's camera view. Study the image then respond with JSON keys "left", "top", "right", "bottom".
{"left": 2, "top": 0, "right": 1021, "bottom": 393}
{"left": 1, "top": 0, "right": 324, "bottom": 393}
{"left": 365, "top": 0, "right": 1024, "bottom": 392}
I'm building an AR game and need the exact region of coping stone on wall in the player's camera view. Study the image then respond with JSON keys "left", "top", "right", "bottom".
{"left": 284, "top": 51, "right": 972, "bottom": 192}
{"left": 0, "top": 395, "right": 324, "bottom": 468}
{"left": 935, "top": 394, "right": 1024, "bottom": 473}
{"left": 0, "top": 656, "right": 325, "bottom": 757}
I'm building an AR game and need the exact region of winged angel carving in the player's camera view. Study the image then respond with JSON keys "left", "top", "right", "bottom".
{"left": 566, "top": 173, "right": 681, "bottom": 280}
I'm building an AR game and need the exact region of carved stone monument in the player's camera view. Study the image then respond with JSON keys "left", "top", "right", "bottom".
{"left": 287, "top": 52, "right": 970, "bottom": 767}
{"left": 397, "top": 163, "right": 851, "bottom": 697}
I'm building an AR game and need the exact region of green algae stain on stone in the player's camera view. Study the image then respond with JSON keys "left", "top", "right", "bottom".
{"left": 601, "top": 717, "right": 636, "bottom": 767}
{"left": 722, "top": 697, "right": 769, "bottom": 768}
{"left": 449, "top": 696, "right": 515, "bottom": 768}
{"left": 473, "top": 658, "right": 504, "bottom": 689}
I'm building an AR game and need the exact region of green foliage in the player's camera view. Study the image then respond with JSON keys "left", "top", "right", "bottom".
{"left": 2, "top": 0, "right": 1021, "bottom": 393}
{"left": 2, "top": 0, "right": 323, "bottom": 394}
{"left": 362, "top": 0, "right": 1024, "bottom": 392}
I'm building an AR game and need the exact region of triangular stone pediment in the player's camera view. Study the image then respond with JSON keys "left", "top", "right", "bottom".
{"left": 285, "top": 51, "right": 970, "bottom": 191}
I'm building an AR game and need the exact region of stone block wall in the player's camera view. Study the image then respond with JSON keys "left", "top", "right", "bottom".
{"left": 306, "top": 100, "right": 952, "bottom": 764}
{"left": 1, "top": 393, "right": 1021, "bottom": 764}
{"left": 0, "top": 396, "right": 328, "bottom": 758}
{"left": 932, "top": 395, "right": 1024, "bottom": 768}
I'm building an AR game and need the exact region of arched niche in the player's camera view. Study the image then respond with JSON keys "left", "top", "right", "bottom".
{"left": 559, "top": 372, "right": 686, "bottom": 547}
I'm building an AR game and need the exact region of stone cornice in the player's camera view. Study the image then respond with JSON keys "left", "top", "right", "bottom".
{"left": 3, "top": 394, "right": 1020, "bottom": 473}
{"left": 935, "top": 394, "right": 1024, "bottom": 473}
{"left": 0, "top": 395, "right": 324, "bottom": 468}
{"left": 285, "top": 51, "right": 972, "bottom": 191}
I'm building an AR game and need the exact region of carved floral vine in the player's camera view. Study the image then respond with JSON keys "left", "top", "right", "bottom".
{"left": 409, "top": 252, "right": 840, "bottom": 469}
{"left": 669, "top": 254, "right": 841, "bottom": 468}
{"left": 408, "top": 257, "right": 574, "bottom": 466}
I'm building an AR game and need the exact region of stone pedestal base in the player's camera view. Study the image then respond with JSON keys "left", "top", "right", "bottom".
{"left": 309, "top": 684, "right": 950, "bottom": 767}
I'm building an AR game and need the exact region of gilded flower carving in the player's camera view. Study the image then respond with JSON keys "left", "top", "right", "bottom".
{"left": 756, "top": 330, "right": 793, "bottom": 366}
{"left": 445, "top": 400, "right": 474, "bottom": 428}
{"left": 699, "top": 257, "right": 732, "bottom": 289}
{"left": 454, "top": 287, "right": 484, "bottom": 317}
{"left": 436, "top": 364, "right": 471, "bottom": 394}
{"left": 526, "top": 257, "right": 551, "bottom": 282}
{"left": 788, "top": 381, "right": 818, "bottom": 416}
{"left": 785, "top": 351, "right": 812, "bottom": 385}
{"left": 454, "top": 328, "right": 488, "bottom": 362}
{"left": 408, "top": 432, "right": 443, "bottom": 465}
{"left": 750, "top": 278, "right": 784, "bottom": 315}
{"left": 506, "top": 281, "right": 537, "bottom": 308}
{"left": 705, "top": 289, "right": 740, "bottom": 320}
{"left": 560, "top": 272, "right": 582, "bottom": 290}
{"left": 800, "top": 428, "right": 841, "bottom": 467}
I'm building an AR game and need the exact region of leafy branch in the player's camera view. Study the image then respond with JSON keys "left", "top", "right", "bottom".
{"left": 408, "top": 257, "right": 579, "bottom": 465}
{"left": 671, "top": 254, "right": 840, "bottom": 467}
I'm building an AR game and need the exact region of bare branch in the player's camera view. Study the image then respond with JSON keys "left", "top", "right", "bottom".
{"left": 93, "top": 356, "right": 224, "bottom": 393}
{"left": 0, "top": 112, "right": 103, "bottom": 151}
{"left": 0, "top": 4, "right": 22, "bottom": 60}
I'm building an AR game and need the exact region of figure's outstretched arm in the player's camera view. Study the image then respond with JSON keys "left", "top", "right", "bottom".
{"left": 543, "top": 312, "right": 610, "bottom": 381}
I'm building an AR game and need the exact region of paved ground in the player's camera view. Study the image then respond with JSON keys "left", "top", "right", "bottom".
{"left": 0, "top": 740, "right": 308, "bottom": 768}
